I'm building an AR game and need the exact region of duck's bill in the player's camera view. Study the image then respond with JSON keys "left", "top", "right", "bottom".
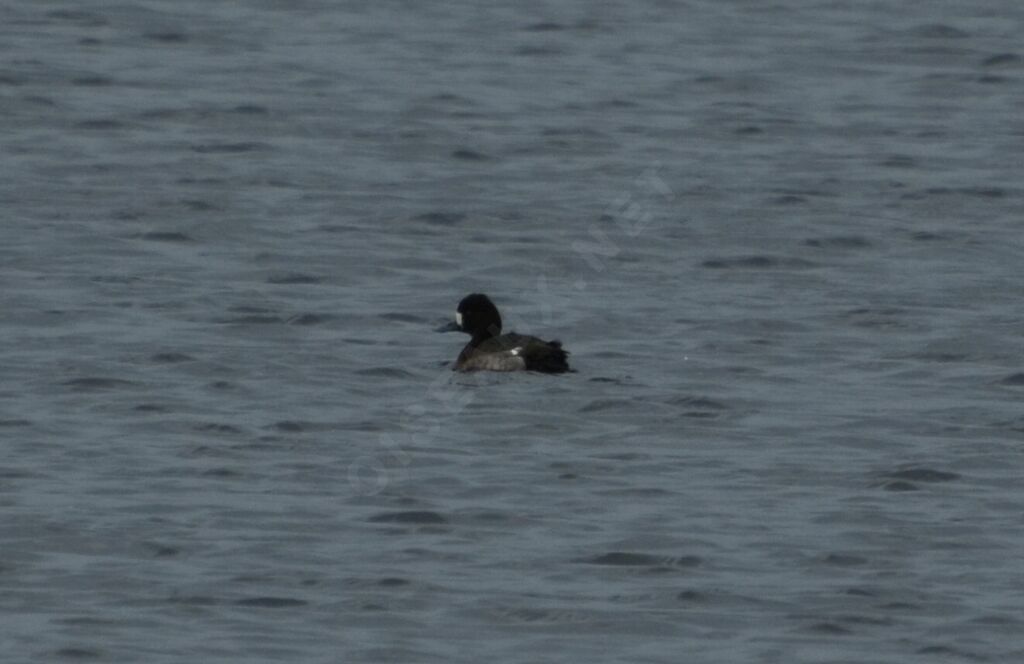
{"left": 436, "top": 320, "right": 461, "bottom": 333}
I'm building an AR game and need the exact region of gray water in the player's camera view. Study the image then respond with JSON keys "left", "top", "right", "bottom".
{"left": 2, "top": 1, "right": 1023, "bottom": 662}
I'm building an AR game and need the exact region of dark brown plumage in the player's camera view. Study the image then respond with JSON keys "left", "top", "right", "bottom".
{"left": 440, "top": 293, "right": 570, "bottom": 373}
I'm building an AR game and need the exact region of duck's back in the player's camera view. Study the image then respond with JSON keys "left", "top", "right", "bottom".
{"left": 458, "top": 333, "right": 570, "bottom": 373}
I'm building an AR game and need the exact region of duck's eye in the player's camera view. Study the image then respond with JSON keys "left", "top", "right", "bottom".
{"left": 455, "top": 312, "right": 463, "bottom": 328}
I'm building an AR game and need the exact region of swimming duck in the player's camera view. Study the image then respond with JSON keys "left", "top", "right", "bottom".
{"left": 438, "top": 293, "right": 570, "bottom": 373}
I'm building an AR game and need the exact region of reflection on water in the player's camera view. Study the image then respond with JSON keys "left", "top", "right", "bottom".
{"left": 2, "top": 1, "right": 1023, "bottom": 661}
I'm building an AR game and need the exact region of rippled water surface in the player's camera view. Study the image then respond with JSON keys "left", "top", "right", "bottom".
{"left": 2, "top": 1, "right": 1024, "bottom": 662}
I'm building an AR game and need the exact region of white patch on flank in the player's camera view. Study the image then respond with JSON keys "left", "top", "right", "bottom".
{"left": 510, "top": 347, "right": 522, "bottom": 356}
{"left": 455, "top": 312, "right": 462, "bottom": 328}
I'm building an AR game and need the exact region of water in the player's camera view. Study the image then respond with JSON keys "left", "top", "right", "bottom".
{"left": 2, "top": 1, "right": 1023, "bottom": 661}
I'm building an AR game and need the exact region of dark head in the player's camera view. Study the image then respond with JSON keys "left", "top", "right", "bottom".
{"left": 439, "top": 293, "right": 502, "bottom": 340}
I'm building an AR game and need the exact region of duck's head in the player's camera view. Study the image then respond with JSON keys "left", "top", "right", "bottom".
{"left": 437, "top": 293, "right": 502, "bottom": 339}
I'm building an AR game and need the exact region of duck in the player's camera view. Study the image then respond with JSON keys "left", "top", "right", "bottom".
{"left": 438, "top": 293, "right": 571, "bottom": 373}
